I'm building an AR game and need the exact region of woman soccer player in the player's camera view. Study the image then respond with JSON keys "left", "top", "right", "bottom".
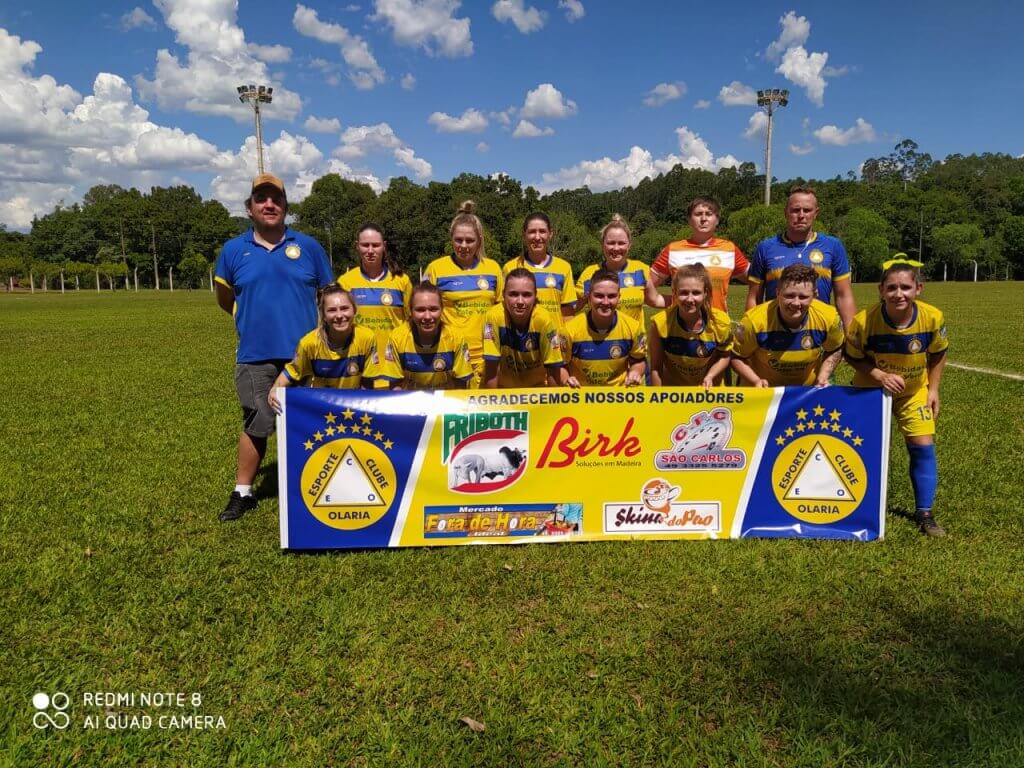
{"left": 338, "top": 223, "right": 413, "bottom": 353}
{"left": 481, "top": 269, "right": 565, "bottom": 389}
{"left": 268, "top": 285, "right": 376, "bottom": 411}
{"left": 561, "top": 269, "right": 645, "bottom": 387}
{"left": 374, "top": 282, "right": 473, "bottom": 390}
{"left": 503, "top": 212, "right": 577, "bottom": 326}
{"left": 648, "top": 264, "right": 734, "bottom": 388}
{"left": 425, "top": 200, "right": 503, "bottom": 386}
{"left": 731, "top": 263, "right": 844, "bottom": 388}
{"left": 844, "top": 257, "right": 949, "bottom": 536}
{"left": 646, "top": 196, "right": 749, "bottom": 313}
{"left": 576, "top": 214, "right": 650, "bottom": 324}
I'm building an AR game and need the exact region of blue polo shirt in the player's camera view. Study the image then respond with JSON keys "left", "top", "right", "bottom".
{"left": 748, "top": 232, "right": 851, "bottom": 304}
{"left": 215, "top": 228, "right": 334, "bottom": 363}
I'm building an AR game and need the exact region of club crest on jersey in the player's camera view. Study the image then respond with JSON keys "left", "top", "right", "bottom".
{"left": 609, "top": 344, "right": 623, "bottom": 359}
{"left": 696, "top": 343, "right": 708, "bottom": 358}
{"left": 654, "top": 408, "right": 747, "bottom": 470}
{"left": 709, "top": 253, "right": 722, "bottom": 266}
{"left": 476, "top": 277, "right": 490, "bottom": 291}
{"left": 285, "top": 244, "right": 301, "bottom": 260}
{"left": 801, "top": 333, "right": 814, "bottom": 350}
{"left": 380, "top": 292, "right": 394, "bottom": 305}
{"left": 545, "top": 275, "right": 557, "bottom": 288}
{"left": 809, "top": 249, "right": 824, "bottom": 264}
{"left": 433, "top": 356, "right": 447, "bottom": 371}
{"left": 622, "top": 275, "right": 635, "bottom": 287}
{"left": 908, "top": 338, "right": 923, "bottom": 353}
{"left": 346, "top": 361, "right": 360, "bottom": 376}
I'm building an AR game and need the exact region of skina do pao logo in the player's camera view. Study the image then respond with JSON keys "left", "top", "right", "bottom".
{"left": 442, "top": 411, "right": 529, "bottom": 494}
{"left": 299, "top": 407, "right": 397, "bottom": 530}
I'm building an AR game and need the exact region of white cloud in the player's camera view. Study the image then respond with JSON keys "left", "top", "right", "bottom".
{"left": 304, "top": 115, "right": 341, "bottom": 132}
{"left": 823, "top": 65, "right": 849, "bottom": 77}
{"left": 694, "top": 99, "right": 711, "bottom": 109}
{"left": 134, "top": 0, "right": 303, "bottom": 121}
{"left": 490, "top": 107, "right": 516, "bottom": 126}
{"left": 558, "top": 0, "right": 585, "bottom": 21}
{"left": 428, "top": 108, "right": 488, "bottom": 133}
{"left": 331, "top": 122, "right": 432, "bottom": 180}
{"left": 393, "top": 146, "right": 432, "bottom": 179}
{"left": 0, "top": 182, "right": 73, "bottom": 230}
{"left": 812, "top": 117, "right": 877, "bottom": 146}
{"left": 476, "top": 141, "right": 489, "bottom": 152}
{"left": 400, "top": 73, "right": 416, "bottom": 90}
{"left": 120, "top": 7, "right": 156, "bottom": 30}
{"left": 718, "top": 80, "right": 757, "bottom": 106}
{"left": 789, "top": 143, "right": 815, "bottom": 156}
{"left": 372, "top": 0, "right": 473, "bottom": 57}
{"left": 766, "top": 11, "right": 810, "bottom": 61}
{"left": 512, "top": 120, "right": 554, "bottom": 138}
{"left": 308, "top": 57, "right": 341, "bottom": 86}
{"left": 492, "top": 0, "right": 546, "bottom": 33}
{"left": 776, "top": 46, "right": 828, "bottom": 106}
{"left": 643, "top": 81, "right": 686, "bottom": 108}
{"left": 743, "top": 111, "right": 768, "bottom": 140}
{"left": 248, "top": 43, "right": 292, "bottom": 63}
{"left": 521, "top": 83, "right": 577, "bottom": 119}
{"left": 536, "top": 128, "right": 741, "bottom": 193}
{"left": 293, "top": 4, "right": 385, "bottom": 90}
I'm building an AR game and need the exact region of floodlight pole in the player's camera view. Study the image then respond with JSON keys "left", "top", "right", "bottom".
{"left": 757, "top": 88, "right": 789, "bottom": 206}
{"left": 237, "top": 84, "right": 274, "bottom": 175}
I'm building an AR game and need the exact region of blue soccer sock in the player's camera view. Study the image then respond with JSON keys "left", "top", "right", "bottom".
{"left": 907, "top": 443, "right": 937, "bottom": 511}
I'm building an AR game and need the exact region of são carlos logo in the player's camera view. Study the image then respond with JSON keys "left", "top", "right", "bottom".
{"left": 299, "top": 407, "right": 397, "bottom": 530}
{"left": 442, "top": 411, "right": 529, "bottom": 494}
{"left": 654, "top": 408, "right": 746, "bottom": 470}
{"left": 770, "top": 403, "right": 867, "bottom": 524}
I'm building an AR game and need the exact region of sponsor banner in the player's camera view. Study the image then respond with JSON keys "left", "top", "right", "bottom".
{"left": 277, "top": 386, "right": 890, "bottom": 549}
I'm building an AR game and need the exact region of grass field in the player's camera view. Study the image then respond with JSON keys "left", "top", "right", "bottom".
{"left": 2, "top": 283, "right": 1023, "bottom": 767}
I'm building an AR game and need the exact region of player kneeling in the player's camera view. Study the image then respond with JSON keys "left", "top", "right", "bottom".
{"left": 649, "top": 264, "right": 734, "bottom": 388}
{"left": 561, "top": 270, "right": 646, "bottom": 388}
{"left": 845, "top": 257, "right": 949, "bottom": 537}
{"left": 732, "top": 264, "right": 844, "bottom": 388}
{"left": 374, "top": 282, "right": 473, "bottom": 390}
{"left": 269, "top": 285, "right": 377, "bottom": 412}
{"left": 482, "top": 269, "right": 565, "bottom": 389}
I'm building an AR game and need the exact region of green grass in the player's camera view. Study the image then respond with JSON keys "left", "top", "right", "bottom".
{"left": 2, "top": 285, "right": 1023, "bottom": 767}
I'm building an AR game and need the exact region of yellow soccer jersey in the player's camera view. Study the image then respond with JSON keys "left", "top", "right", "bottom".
{"left": 374, "top": 323, "right": 473, "bottom": 389}
{"left": 338, "top": 267, "right": 413, "bottom": 350}
{"left": 651, "top": 307, "right": 734, "bottom": 386}
{"left": 283, "top": 326, "right": 377, "bottom": 388}
{"left": 576, "top": 260, "right": 650, "bottom": 323}
{"left": 502, "top": 254, "right": 577, "bottom": 328}
{"left": 482, "top": 304, "right": 565, "bottom": 387}
{"left": 425, "top": 256, "right": 503, "bottom": 365}
{"left": 845, "top": 300, "right": 948, "bottom": 393}
{"left": 563, "top": 312, "right": 647, "bottom": 386}
{"left": 734, "top": 299, "right": 844, "bottom": 386}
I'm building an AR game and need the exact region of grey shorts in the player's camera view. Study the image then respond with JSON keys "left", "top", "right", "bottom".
{"left": 235, "top": 361, "right": 286, "bottom": 438}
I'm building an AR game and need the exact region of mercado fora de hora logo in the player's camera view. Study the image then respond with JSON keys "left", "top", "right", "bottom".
{"left": 300, "top": 407, "right": 397, "bottom": 530}
{"left": 442, "top": 411, "right": 529, "bottom": 494}
{"left": 770, "top": 403, "right": 867, "bottom": 524}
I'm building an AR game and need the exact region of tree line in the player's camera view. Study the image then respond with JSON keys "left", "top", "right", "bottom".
{"left": 3, "top": 140, "right": 1022, "bottom": 291}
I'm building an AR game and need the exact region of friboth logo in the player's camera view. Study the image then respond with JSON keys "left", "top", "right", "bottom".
{"left": 442, "top": 411, "right": 529, "bottom": 494}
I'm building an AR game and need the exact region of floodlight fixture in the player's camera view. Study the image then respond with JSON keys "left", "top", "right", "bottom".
{"left": 756, "top": 88, "right": 789, "bottom": 205}
{"left": 237, "top": 83, "right": 274, "bottom": 174}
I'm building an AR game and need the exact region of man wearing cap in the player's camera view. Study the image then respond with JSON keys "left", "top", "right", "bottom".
{"left": 214, "top": 174, "right": 335, "bottom": 522}
{"left": 745, "top": 185, "right": 856, "bottom": 328}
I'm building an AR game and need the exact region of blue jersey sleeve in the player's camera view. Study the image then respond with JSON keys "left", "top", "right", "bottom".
{"left": 832, "top": 239, "right": 851, "bottom": 280}
{"left": 312, "top": 241, "right": 335, "bottom": 286}
{"left": 748, "top": 242, "right": 768, "bottom": 283}
{"left": 214, "top": 244, "right": 234, "bottom": 287}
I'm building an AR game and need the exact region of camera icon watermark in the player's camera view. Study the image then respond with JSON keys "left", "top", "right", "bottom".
{"left": 32, "top": 692, "right": 70, "bottom": 730}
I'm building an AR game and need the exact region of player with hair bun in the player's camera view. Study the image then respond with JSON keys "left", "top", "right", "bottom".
{"left": 425, "top": 200, "right": 503, "bottom": 386}
{"left": 576, "top": 214, "right": 650, "bottom": 324}
{"left": 844, "top": 256, "right": 949, "bottom": 536}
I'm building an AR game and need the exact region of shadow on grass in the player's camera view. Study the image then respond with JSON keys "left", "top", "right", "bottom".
{"left": 734, "top": 605, "right": 1024, "bottom": 762}
{"left": 255, "top": 461, "right": 278, "bottom": 500}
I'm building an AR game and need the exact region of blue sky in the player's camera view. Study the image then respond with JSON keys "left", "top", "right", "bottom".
{"left": 1, "top": 1, "right": 1021, "bottom": 229}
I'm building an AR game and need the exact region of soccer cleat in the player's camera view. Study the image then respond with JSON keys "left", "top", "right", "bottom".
{"left": 914, "top": 510, "right": 946, "bottom": 538}
{"left": 219, "top": 491, "right": 257, "bottom": 522}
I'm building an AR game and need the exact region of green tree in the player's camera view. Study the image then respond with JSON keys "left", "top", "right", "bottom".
{"left": 721, "top": 204, "right": 785, "bottom": 255}
{"left": 930, "top": 222, "right": 984, "bottom": 278}
{"left": 292, "top": 174, "right": 376, "bottom": 267}
{"left": 837, "top": 208, "right": 897, "bottom": 280}
{"left": 177, "top": 251, "right": 210, "bottom": 289}
{"left": 998, "top": 215, "right": 1024, "bottom": 275}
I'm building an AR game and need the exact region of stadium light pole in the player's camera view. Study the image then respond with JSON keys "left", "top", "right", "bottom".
{"left": 756, "top": 88, "right": 789, "bottom": 206}
{"left": 237, "top": 84, "right": 273, "bottom": 175}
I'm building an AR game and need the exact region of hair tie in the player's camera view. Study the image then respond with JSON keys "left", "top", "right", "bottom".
{"left": 882, "top": 253, "right": 924, "bottom": 270}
